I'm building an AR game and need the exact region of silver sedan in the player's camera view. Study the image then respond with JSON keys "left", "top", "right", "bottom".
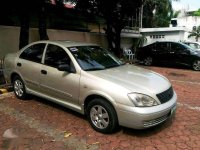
{"left": 3, "top": 40, "right": 177, "bottom": 133}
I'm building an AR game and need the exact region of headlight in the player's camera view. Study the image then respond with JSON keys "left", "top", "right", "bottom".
{"left": 128, "top": 93, "right": 158, "bottom": 107}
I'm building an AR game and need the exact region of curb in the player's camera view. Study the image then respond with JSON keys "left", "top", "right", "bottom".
{"left": 0, "top": 89, "right": 8, "bottom": 95}
{"left": 0, "top": 86, "right": 13, "bottom": 95}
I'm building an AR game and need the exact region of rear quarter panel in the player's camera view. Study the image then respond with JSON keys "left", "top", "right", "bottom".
{"left": 3, "top": 53, "right": 18, "bottom": 84}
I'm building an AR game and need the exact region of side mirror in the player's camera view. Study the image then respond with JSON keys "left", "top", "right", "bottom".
{"left": 57, "top": 64, "right": 75, "bottom": 73}
{"left": 181, "top": 49, "right": 190, "bottom": 55}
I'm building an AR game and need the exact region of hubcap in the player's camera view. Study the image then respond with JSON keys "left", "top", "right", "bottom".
{"left": 144, "top": 57, "right": 152, "bottom": 66}
{"left": 90, "top": 105, "right": 109, "bottom": 129}
{"left": 193, "top": 61, "right": 200, "bottom": 71}
{"left": 14, "top": 79, "right": 24, "bottom": 97}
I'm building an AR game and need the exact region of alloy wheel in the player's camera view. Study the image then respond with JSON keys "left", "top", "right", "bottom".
{"left": 90, "top": 105, "right": 109, "bottom": 129}
{"left": 193, "top": 60, "right": 200, "bottom": 71}
{"left": 144, "top": 57, "right": 153, "bottom": 66}
{"left": 14, "top": 79, "right": 24, "bottom": 97}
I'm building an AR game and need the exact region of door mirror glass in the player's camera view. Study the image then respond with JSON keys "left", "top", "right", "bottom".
{"left": 181, "top": 49, "right": 190, "bottom": 54}
{"left": 57, "top": 64, "right": 75, "bottom": 73}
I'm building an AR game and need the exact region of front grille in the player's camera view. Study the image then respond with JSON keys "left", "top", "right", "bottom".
{"left": 156, "top": 86, "right": 174, "bottom": 104}
{"left": 143, "top": 113, "right": 169, "bottom": 127}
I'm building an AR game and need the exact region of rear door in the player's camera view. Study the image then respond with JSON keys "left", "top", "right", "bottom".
{"left": 17, "top": 43, "right": 46, "bottom": 92}
{"left": 154, "top": 42, "right": 170, "bottom": 63}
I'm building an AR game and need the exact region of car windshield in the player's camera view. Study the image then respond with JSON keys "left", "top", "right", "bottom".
{"left": 68, "top": 46, "right": 125, "bottom": 71}
{"left": 180, "top": 43, "right": 197, "bottom": 52}
{"left": 186, "top": 43, "right": 200, "bottom": 50}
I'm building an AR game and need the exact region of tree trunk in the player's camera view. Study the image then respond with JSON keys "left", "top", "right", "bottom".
{"left": 105, "top": 20, "right": 122, "bottom": 57}
{"left": 19, "top": 12, "right": 30, "bottom": 49}
{"left": 38, "top": 1, "right": 49, "bottom": 40}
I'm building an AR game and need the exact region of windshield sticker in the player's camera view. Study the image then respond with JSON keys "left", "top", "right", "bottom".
{"left": 69, "top": 47, "right": 78, "bottom": 52}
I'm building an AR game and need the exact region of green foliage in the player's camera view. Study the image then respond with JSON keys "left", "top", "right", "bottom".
{"left": 143, "top": 0, "right": 173, "bottom": 28}
{"left": 173, "top": 10, "right": 181, "bottom": 18}
{"left": 188, "top": 26, "right": 200, "bottom": 42}
{"left": 192, "top": 9, "right": 200, "bottom": 16}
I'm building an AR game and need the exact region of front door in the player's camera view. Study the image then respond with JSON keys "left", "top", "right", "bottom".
{"left": 39, "top": 44, "right": 80, "bottom": 105}
{"left": 170, "top": 42, "right": 191, "bottom": 66}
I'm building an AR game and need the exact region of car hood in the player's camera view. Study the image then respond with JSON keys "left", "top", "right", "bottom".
{"left": 88, "top": 64, "right": 171, "bottom": 94}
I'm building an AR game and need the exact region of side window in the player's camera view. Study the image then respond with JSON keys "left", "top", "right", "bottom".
{"left": 20, "top": 43, "right": 46, "bottom": 63}
{"left": 171, "top": 43, "right": 184, "bottom": 52}
{"left": 44, "top": 44, "right": 70, "bottom": 68}
{"left": 156, "top": 43, "right": 168, "bottom": 51}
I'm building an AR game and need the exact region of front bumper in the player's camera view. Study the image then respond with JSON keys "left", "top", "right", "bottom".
{"left": 116, "top": 93, "right": 177, "bottom": 129}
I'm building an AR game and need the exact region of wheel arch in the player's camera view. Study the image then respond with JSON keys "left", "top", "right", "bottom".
{"left": 83, "top": 94, "right": 117, "bottom": 115}
{"left": 11, "top": 72, "right": 21, "bottom": 84}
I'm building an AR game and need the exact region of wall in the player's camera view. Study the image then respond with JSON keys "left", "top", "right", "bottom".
{"left": 0, "top": 25, "right": 137, "bottom": 59}
{"left": 0, "top": 25, "right": 108, "bottom": 59}
{"left": 171, "top": 16, "right": 200, "bottom": 31}
{"left": 140, "top": 27, "right": 189, "bottom": 46}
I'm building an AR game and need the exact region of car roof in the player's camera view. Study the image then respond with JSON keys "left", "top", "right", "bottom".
{"left": 183, "top": 41, "right": 200, "bottom": 44}
{"left": 33, "top": 40, "right": 97, "bottom": 47}
{"left": 154, "top": 41, "right": 182, "bottom": 44}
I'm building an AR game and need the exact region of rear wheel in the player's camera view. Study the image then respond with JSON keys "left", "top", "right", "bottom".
{"left": 192, "top": 60, "right": 200, "bottom": 71}
{"left": 143, "top": 56, "right": 153, "bottom": 66}
{"left": 13, "top": 76, "right": 28, "bottom": 99}
{"left": 86, "top": 98, "right": 118, "bottom": 133}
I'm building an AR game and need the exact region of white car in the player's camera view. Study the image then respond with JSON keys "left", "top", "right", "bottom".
{"left": 3, "top": 40, "right": 177, "bottom": 133}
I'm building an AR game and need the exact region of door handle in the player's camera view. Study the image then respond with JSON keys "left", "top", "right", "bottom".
{"left": 170, "top": 51, "right": 175, "bottom": 54}
{"left": 17, "top": 63, "right": 22, "bottom": 67}
{"left": 41, "top": 70, "right": 47, "bottom": 75}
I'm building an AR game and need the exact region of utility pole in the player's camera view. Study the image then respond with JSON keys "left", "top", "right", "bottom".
{"left": 140, "top": 4, "right": 143, "bottom": 28}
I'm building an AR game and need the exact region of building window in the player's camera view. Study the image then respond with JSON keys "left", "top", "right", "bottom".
{"left": 149, "top": 35, "right": 165, "bottom": 39}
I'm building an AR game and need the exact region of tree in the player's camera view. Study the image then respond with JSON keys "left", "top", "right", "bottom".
{"left": 188, "top": 26, "right": 200, "bottom": 42}
{"left": 143, "top": 0, "right": 173, "bottom": 28}
{"left": 192, "top": 9, "right": 200, "bottom": 16}
{"left": 18, "top": 0, "right": 50, "bottom": 49}
{"left": 173, "top": 10, "right": 181, "bottom": 18}
{"left": 76, "top": 0, "right": 143, "bottom": 57}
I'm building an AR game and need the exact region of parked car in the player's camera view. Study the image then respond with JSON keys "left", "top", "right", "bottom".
{"left": 136, "top": 41, "right": 200, "bottom": 71}
{"left": 3, "top": 40, "right": 177, "bottom": 133}
{"left": 183, "top": 41, "right": 200, "bottom": 51}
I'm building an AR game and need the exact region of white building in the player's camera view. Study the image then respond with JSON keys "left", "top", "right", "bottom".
{"left": 140, "top": 16, "right": 200, "bottom": 46}
{"left": 170, "top": 16, "right": 200, "bottom": 31}
{"left": 140, "top": 27, "right": 189, "bottom": 46}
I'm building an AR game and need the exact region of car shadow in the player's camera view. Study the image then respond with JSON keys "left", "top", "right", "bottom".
{"left": 27, "top": 95, "right": 175, "bottom": 136}
{"left": 30, "top": 95, "right": 87, "bottom": 120}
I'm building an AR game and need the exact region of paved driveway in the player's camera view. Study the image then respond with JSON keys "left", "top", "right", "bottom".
{"left": 0, "top": 65, "right": 200, "bottom": 150}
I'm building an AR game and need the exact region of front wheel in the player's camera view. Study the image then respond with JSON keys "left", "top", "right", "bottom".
{"left": 192, "top": 60, "right": 200, "bottom": 71}
{"left": 86, "top": 99, "right": 118, "bottom": 133}
{"left": 143, "top": 56, "right": 153, "bottom": 66}
{"left": 13, "top": 76, "right": 28, "bottom": 99}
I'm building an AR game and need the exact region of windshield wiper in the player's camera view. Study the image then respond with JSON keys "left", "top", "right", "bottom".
{"left": 106, "top": 64, "right": 121, "bottom": 69}
{"left": 85, "top": 68, "right": 105, "bottom": 71}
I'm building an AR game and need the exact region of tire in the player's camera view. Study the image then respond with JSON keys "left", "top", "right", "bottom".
{"left": 143, "top": 56, "right": 153, "bottom": 66}
{"left": 192, "top": 60, "right": 200, "bottom": 71}
{"left": 86, "top": 99, "right": 118, "bottom": 133}
{"left": 13, "top": 76, "right": 28, "bottom": 99}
